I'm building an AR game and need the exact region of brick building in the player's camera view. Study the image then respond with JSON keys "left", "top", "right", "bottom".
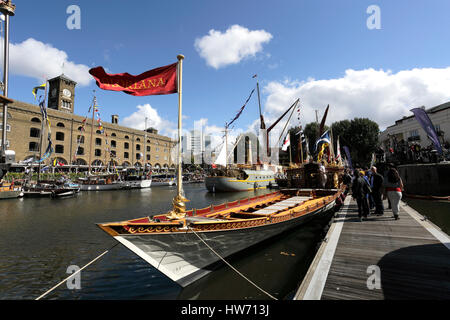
{"left": 2, "top": 74, "right": 175, "bottom": 172}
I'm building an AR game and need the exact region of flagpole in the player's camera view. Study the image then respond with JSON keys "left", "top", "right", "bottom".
{"left": 88, "top": 96, "right": 96, "bottom": 174}
{"left": 299, "top": 134, "right": 304, "bottom": 164}
{"left": 37, "top": 79, "right": 48, "bottom": 182}
{"left": 289, "top": 132, "right": 292, "bottom": 166}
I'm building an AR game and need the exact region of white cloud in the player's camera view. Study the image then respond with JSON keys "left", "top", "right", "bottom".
{"left": 194, "top": 24, "right": 273, "bottom": 69}
{"left": 263, "top": 67, "right": 450, "bottom": 130}
{"left": 122, "top": 103, "right": 177, "bottom": 138}
{"left": 7, "top": 37, "right": 92, "bottom": 86}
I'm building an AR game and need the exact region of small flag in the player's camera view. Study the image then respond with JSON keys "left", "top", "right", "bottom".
{"left": 32, "top": 83, "right": 46, "bottom": 99}
{"left": 282, "top": 132, "right": 291, "bottom": 151}
{"left": 252, "top": 74, "right": 257, "bottom": 78}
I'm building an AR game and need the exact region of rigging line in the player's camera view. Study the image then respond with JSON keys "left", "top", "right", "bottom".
{"left": 187, "top": 226, "right": 278, "bottom": 301}
{"left": 277, "top": 100, "right": 299, "bottom": 146}
{"left": 35, "top": 242, "right": 119, "bottom": 300}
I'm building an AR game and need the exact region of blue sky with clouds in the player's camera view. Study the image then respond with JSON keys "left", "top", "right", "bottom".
{"left": 5, "top": 0, "right": 450, "bottom": 146}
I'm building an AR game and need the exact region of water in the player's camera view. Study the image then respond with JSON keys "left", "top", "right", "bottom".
{"left": 0, "top": 184, "right": 333, "bottom": 300}
{"left": 405, "top": 198, "right": 450, "bottom": 235}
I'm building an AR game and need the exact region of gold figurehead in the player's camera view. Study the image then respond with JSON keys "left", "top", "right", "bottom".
{"left": 166, "top": 194, "right": 190, "bottom": 220}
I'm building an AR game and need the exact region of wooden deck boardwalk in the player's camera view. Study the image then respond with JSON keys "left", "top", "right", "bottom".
{"left": 294, "top": 196, "right": 450, "bottom": 300}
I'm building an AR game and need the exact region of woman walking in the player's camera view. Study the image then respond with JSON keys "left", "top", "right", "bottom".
{"left": 383, "top": 167, "right": 403, "bottom": 220}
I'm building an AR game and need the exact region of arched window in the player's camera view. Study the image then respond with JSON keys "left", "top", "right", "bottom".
{"left": 111, "top": 133, "right": 116, "bottom": 137}
{"left": 136, "top": 144, "right": 141, "bottom": 151}
{"left": 147, "top": 139, "right": 151, "bottom": 143}
{"left": 92, "top": 160, "right": 103, "bottom": 166}
{"left": 31, "top": 117, "right": 41, "bottom": 123}
{"left": 30, "top": 128, "right": 40, "bottom": 138}
{"left": 136, "top": 138, "right": 141, "bottom": 142}
{"left": 124, "top": 135, "right": 129, "bottom": 139}
{"left": 56, "top": 122, "right": 65, "bottom": 127}
{"left": 72, "top": 158, "right": 87, "bottom": 166}
{"left": 56, "top": 132, "right": 64, "bottom": 141}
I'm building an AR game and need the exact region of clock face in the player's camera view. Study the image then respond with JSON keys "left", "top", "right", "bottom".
{"left": 63, "top": 89, "right": 72, "bottom": 98}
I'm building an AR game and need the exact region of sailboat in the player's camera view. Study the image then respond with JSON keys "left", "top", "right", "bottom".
{"left": 98, "top": 60, "right": 345, "bottom": 288}
{"left": 76, "top": 96, "right": 126, "bottom": 191}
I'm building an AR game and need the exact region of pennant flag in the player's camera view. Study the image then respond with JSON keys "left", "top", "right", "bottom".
{"left": 89, "top": 62, "right": 178, "bottom": 96}
{"left": 226, "top": 88, "right": 255, "bottom": 129}
{"left": 411, "top": 107, "right": 443, "bottom": 155}
{"left": 32, "top": 83, "right": 46, "bottom": 99}
{"left": 336, "top": 136, "right": 342, "bottom": 163}
{"left": 319, "top": 104, "right": 329, "bottom": 136}
{"left": 282, "top": 132, "right": 291, "bottom": 151}
{"left": 252, "top": 74, "right": 257, "bottom": 78}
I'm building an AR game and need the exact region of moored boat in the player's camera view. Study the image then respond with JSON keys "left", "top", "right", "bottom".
{"left": 205, "top": 168, "right": 275, "bottom": 192}
{"left": 97, "top": 186, "right": 344, "bottom": 287}
{"left": 151, "top": 174, "right": 176, "bottom": 187}
{"left": 78, "top": 173, "right": 125, "bottom": 191}
{"left": 0, "top": 182, "right": 23, "bottom": 199}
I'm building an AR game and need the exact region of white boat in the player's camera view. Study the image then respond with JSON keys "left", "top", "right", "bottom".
{"left": 0, "top": 183, "right": 23, "bottom": 199}
{"left": 151, "top": 174, "right": 176, "bottom": 187}
{"left": 78, "top": 174, "right": 125, "bottom": 191}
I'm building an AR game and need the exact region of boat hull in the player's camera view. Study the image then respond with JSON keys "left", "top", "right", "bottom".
{"left": 205, "top": 175, "right": 275, "bottom": 192}
{"left": 80, "top": 183, "right": 124, "bottom": 191}
{"left": 152, "top": 180, "right": 175, "bottom": 187}
{"left": 113, "top": 199, "right": 335, "bottom": 287}
{"left": 126, "top": 179, "right": 152, "bottom": 189}
{"left": 0, "top": 190, "right": 23, "bottom": 199}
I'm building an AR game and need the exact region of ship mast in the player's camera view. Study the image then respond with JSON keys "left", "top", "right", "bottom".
{"left": 88, "top": 95, "right": 96, "bottom": 174}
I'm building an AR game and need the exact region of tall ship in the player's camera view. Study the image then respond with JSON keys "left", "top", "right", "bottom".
{"left": 205, "top": 81, "right": 300, "bottom": 192}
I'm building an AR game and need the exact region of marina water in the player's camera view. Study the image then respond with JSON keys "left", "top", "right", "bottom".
{"left": 1, "top": 184, "right": 335, "bottom": 300}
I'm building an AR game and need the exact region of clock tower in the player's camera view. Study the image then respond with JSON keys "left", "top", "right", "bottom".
{"left": 47, "top": 74, "right": 77, "bottom": 113}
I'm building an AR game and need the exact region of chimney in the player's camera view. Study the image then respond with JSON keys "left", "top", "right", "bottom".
{"left": 112, "top": 115, "right": 118, "bottom": 124}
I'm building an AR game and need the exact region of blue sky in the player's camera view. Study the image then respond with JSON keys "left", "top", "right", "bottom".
{"left": 5, "top": 0, "right": 450, "bottom": 146}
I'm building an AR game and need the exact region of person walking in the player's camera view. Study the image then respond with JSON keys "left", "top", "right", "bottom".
{"left": 352, "top": 169, "right": 370, "bottom": 221}
{"left": 370, "top": 166, "right": 384, "bottom": 216}
{"left": 364, "top": 170, "right": 375, "bottom": 210}
{"left": 383, "top": 167, "right": 403, "bottom": 220}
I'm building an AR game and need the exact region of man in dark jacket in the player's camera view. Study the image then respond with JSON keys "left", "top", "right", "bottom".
{"left": 370, "top": 166, "right": 384, "bottom": 215}
{"left": 352, "top": 169, "right": 370, "bottom": 221}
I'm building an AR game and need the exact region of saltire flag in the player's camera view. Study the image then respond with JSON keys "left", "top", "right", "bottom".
{"left": 343, "top": 146, "right": 353, "bottom": 169}
{"left": 89, "top": 62, "right": 178, "bottom": 96}
{"left": 319, "top": 104, "right": 329, "bottom": 136}
{"left": 281, "top": 132, "right": 291, "bottom": 151}
{"left": 226, "top": 88, "right": 255, "bottom": 129}
{"left": 411, "top": 107, "right": 443, "bottom": 155}
{"left": 32, "top": 83, "right": 46, "bottom": 99}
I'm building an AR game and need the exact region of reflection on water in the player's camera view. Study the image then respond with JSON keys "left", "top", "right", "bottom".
{"left": 0, "top": 184, "right": 332, "bottom": 300}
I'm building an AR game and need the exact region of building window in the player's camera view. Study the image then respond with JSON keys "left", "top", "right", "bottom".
{"left": 56, "top": 132, "right": 64, "bottom": 141}
{"left": 95, "top": 138, "right": 102, "bottom": 146}
{"left": 29, "top": 142, "right": 39, "bottom": 152}
{"left": 77, "top": 147, "right": 85, "bottom": 155}
{"left": 61, "top": 100, "right": 71, "bottom": 110}
{"left": 0, "top": 123, "right": 11, "bottom": 132}
{"left": 124, "top": 135, "right": 129, "bottom": 139}
{"left": 96, "top": 130, "right": 102, "bottom": 134}
{"left": 156, "top": 147, "right": 159, "bottom": 152}
{"left": 30, "top": 128, "right": 40, "bottom": 138}
{"left": 56, "top": 122, "right": 65, "bottom": 127}
{"left": 31, "top": 117, "right": 41, "bottom": 123}
{"left": 136, "top": 153, "right": 141, "bottom": 160}
{"left": 147, "top": 139, "right": 151, "bottom": 143}
{"left": 77, "top": 135, "right": 85, "bottom": 144}
{"left": 136, "top": 138, "right": 141, "bottom": 142}
{"left": 147, "top": 155, "right": 150, "bottom": 161}
{"left": 110, "top": 150, "right": 116, "bottom": 157}
{"left": 136, "top": 144, "right": 141, "bottom": 151}
{"left": 147, "top": 146, "right": 150, "bottom": 152}
{"left": 409, "top": 129, "right": 419, "bottom": 137}
{"left": 55, "top": 145, "right": 64, "bottom": 154}
{"left": 124, "top": 142, "right": 129, "bottom": 149}
{"left": 111, "top": 140, "right": 116, "bottom": 148}
{"left": 124, "top": 152, "right": 129, "bottom": 159}
{"left": 95, "top": 149, "right": 101, "bottom": 157}
{"left": 111, "top": 133, "right": 116, "bottom": 137}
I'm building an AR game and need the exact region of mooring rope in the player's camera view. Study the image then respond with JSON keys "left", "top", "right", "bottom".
{"left": 188, "top": 226, "right": 278, "bottom": 300}
{"left": 35, "top": 243, "right": 119, "bottom": 300}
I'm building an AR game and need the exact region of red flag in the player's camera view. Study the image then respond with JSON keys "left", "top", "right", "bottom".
{"left": 89, "top": 63, "right": 178, "bottom": 96}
